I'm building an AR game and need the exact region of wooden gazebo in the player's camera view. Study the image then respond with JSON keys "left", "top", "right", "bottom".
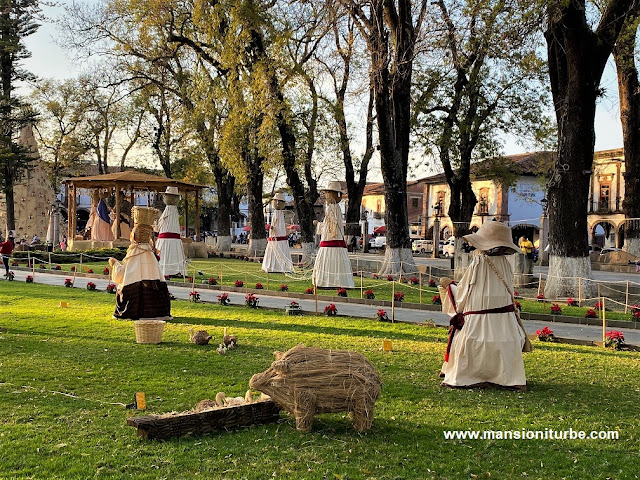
{"left": 62, "top": 171, "right": 206, "bottom": 241}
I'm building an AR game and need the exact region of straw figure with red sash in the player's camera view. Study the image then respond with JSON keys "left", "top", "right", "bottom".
{"left": 312, "top": 181, "right": 354, "bottom": 288}
{"left": 262, "top": 192, "right": 294, "bottom": 273}
{"left": 155, "top": 186, "right": 186, "bottom": 277}
{"left": 439, "top": 221, "right": 532, "bottom": 392}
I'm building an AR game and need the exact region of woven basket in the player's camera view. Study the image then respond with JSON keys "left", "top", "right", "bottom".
{"left": 134, "top": 320, "right": 166, "bottom": 344}
{"left": 132, "top": 206, "right": 160, "bottom": 226}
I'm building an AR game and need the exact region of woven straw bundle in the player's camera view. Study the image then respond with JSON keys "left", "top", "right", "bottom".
{"left": 132, "top": 206, "right": 160, "bottom": 226}
{"left": 249, "top": 344, "right": 381, "bottom": 432}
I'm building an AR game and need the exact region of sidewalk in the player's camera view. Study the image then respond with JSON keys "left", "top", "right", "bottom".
{"left": 8, "top": 269, "right": 640, "bottom": 346}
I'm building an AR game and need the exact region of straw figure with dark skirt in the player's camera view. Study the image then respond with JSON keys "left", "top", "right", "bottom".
{"left": 312, "top": 181, "right": 354, "bottom": 288}
{"left": 262, "top": 192, "right": 293, "bottom": 273}
{"left": 108, "top": 207, "right": 172, "bottom": 321}
{"left": 155, "top": 186, "right": 186, "bottom": 277}
{"left": 439, "top": 221, "right": 531, "bottom": 392}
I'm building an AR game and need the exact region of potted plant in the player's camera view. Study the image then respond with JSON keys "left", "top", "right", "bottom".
{"left": 387, "top": 275, "right": 393, "bottom": 281}
{"left": 255, "top": 282, "right": 263, "bottom": 289}
{"left": 585, "top": 308, "right": 597, "bottom": 318}
{"left": 604, "top": 330, "right": 625, "bottom": 350}
{"left": 234, "top": 279, "right": 243, "bottom": 288}
{"left": 337, "top": 288, "right": 347, "bottom": 297}
{"left": 567, "top": 297, "right": 578, "bottom": 307}
{"left": 64, "top": 278, "right": 73, "bottom": 287}
{"left": 86, "top": 282, "right": 97, "bottom": 291}
{"left": 375, "top": 309, "right": 390, "bottom": 322}
{"left": 190, "top": 291, "right": 201, "bottom": 303}
{"left": 304, "top": 287, "right": 314, "bottom": 294}
{"left": 431, "top": 294, "right": 441, "bottom": 305}
{"left": 550, "top": 304, "right": 562, "bottom": 315}
{"left": 364, "top": 289, "right": 375, "bottom": 299}
{"left": 285, "top": 301, "right": 302, "bottom": 315}
{"left": 409, "top": 277, "right": 419, "bottom": 285}
{"left": 324, "top": 303, "right": 338, "bottom": 316}
{"left": 514, "top": 301, "right": 522, "bottom": 311}
{"left": 536, "top": 326, "right": 555, "bottom": 342}
{"left": 54, "top": 265, "right": 61, "bottom": 270}
{"left": 87, "top": 269, "right": 94, "bottom": 274}
{"left": 536, "top": 293, "right": 545, "bottom": 302}
{"left": 245, "top": 293, "right": 259, "bottom": 308}
{"left": 280, "top": 284, "right": 289, "bottom": 292}
{"left": 208, "top": 277, "right": 218, "bottom": 285}
{"left": 25, "top": 275, "right": 34, "bottom": 283}
{"left": 217, "top": 293, "right": 230, "bottom": 305}
{"left": 106, "top": 283, "right": 117, "bottom": 294}
{"left": 428, "top": 279, "right": 436, "bottom": 288}
{"left": 632, "top": 304, "right": 640, "bottom": 321}
{"left": 103, "top": 267, "right": 110, "bottom": 275}
{"left": 394, "top": 292, "right": 405, "bottom": 302}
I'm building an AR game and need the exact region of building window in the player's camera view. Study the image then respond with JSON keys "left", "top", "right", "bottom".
{"left": 411, "top": 197, "right": 419, "bottom": 208}
{"left": 599, "top": 183, "right": 610, "bottom": 211}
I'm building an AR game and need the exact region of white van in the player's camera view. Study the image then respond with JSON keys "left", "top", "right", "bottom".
{"left": 442, "top": 236, "right": 456, "bottom": 257}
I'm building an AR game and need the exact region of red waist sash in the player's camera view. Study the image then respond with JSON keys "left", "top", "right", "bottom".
{"left": 268, "top": 236, "right": 288, "bottom": 241}
{"left": 320, "top": 240, "right": 347, "bottom": 248}
{"left": 158, "top": 232, "right": 180, "bottom": 239}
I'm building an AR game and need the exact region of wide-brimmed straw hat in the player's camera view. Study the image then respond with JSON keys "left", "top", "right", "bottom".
{"left": 463, "top": 221, "right": 522, "bottom": 254}
{"left": 272, "top": 192, "right": 286, "bottom": 202}
{"left": 164, "top": 186, "right": 180, "bottom": 196}
{"left": 322, "top": 181, "right": 343, "bottom": 194}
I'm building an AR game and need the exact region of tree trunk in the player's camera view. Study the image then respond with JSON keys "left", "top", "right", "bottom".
{"left": 614, "top": 14, "right": 640, "bottom": 256}
{"left": 2, "top": 175, "right": 15, "bottom": 232}
{"left": 247, "top": 153, "right": 266, "bottom": 257}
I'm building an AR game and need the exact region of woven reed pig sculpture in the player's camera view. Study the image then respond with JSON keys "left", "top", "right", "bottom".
{"left": 249, "top": 344, "right": 382, "bottom": 432}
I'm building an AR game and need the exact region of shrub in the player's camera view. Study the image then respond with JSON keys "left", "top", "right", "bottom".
{"left": 337, "top": 288, "right": 347, "bottom": 297}
{"left": 234, "top": 280, "right": 244, "bottom": 288}
{"left": 12, "top": 247, "right": 127, "bottom": 264}
{"left": 324, "top": 303, "right": 338, "bottom": 316}
{"left": 536, "top": 326, "right": 555, "bottom": 342}
{"left": 432, "top": 294, "right": 441, "bottom": 305}
{"left": 208, "top": 277, "right": 218, "bottom": 285}
{"left": 86, "top": 282, "right": 97, "bottom": 291}
{"left": 364, "top": 289, "right": 375, "bottom": 299}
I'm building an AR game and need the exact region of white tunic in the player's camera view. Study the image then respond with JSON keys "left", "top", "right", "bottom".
{"left": 441, "top": 253, "right": 526, "bottom": 388}
{"left": 155, "top": 205, "right": 186, "bottom": 276}
{"left": 312, "top": 203, "right": 354, "bottom": 288}
{"left": 262, "top": 210, "right": 293, "bottom": 273}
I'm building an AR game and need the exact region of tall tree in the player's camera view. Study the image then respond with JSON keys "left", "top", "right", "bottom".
{"left": 413, "top": 0, "right": 550, "bottom": 245}
{"left": 0, "top": 0, "right": 39, "bottom": 235}
{"left": 340, "top": 0, "right": 428, "bottom": 275}
{"left": 544, "top": 0, "right": 637, "bottom": 298}
{"left": 613, "top": 7, "right": 640, "bottom": 255}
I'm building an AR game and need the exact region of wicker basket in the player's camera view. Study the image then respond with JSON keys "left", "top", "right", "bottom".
{"left": 134, "top": 320, "right": 166, "bottom": 344}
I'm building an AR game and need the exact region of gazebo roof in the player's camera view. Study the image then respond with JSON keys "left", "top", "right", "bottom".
{"left": 62, "top": 170, "right": 206, "bottom": 192}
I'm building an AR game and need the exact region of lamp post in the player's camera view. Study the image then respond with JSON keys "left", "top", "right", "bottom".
{"left": 432, "top": 202, "right": 441, "bottom": 259}
{"left": 52, "top": 199, "right": 61, "bottom": 249}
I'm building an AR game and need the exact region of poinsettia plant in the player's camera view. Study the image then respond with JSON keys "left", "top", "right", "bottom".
{"left": 208, "top": 277, "right": 218, "bottom": 285}
{"left": 103, "top": 267, "right": 109, "bottom": 275}
{"left": 305, "top": 287, "right": 314, "bottom": 294}
{"left": 364, "top": 289, "right": 375, "bottom": 299}
{"left": 630, "top": 304, "right": 639, "bottom": 320}
{"left": 567, "top": 297, "right": 578, "bottom": 307}
{"left": 234, "top": 279, "right": 243, "bottom": 287}
{"left": 585, "top": 308, "right": 597, "bottom": 318}
{"left": 536, "top": 293, "right": 544, "bottom": 301}
{"left": 387, "top": 275, "right": 393, "bottom": 281}
{"left": 536, "top": 326, "right": 555, "bottom": 342}
{"left": 245, "top": 293, "right": 259, "bottom": 308}
{"left": 432, "top": 294, "right": 441, "bottom": 305}
{"left": 280, "top": 284, "right": 288, "bottom": 291}
{"left": 106, "top": 283, "right": 117, "bottom": 294}
{"left": 409, "top": 277, "right": 419, "bottom": 285}
{"left": 64, "top": 278, "right": 72, "bottom": 287}
{"left": 190, "top": 290, "right": 201, "bottom": 302}
{"left": 6, "top": 271, "right": 14, "bottom": 281}
{"left": 324, "top": 303, "right": 338, "bottom": 316}
{"left": 514, "top": 301, "right": 522, "bottom": 311}
{"left": 376, "top": 309, "right": 390, "bottom": 322}
{"left": 217, "top": 293, "right": 230, "bottom": 305}
{"left": 605, "top": 330, "right": 625, "bottom": 350}
{"left": 86, "top": 282, "right": 97, "bottom": 291}
{"left": 550, "top": 303, "right": 562, "bottom": 315}
{"left": 25, "top": 275, "right": 34, "bottom": 283}
{"left": 54, "top": 265, "right": 61, "bottom": 270}
{"left": 255, "top": 282, "right": 263, "bottom": 289}
{"left": 429, "top": 279, "right": 436, "bottom": 288}
{"left": 394, "top": 291, "right": 404, "bottom": 302}
{"left": 337, "top": 288, "right": 347, "bottom": 297}
{"left": 87, "top": 269, "right": 94, "bottom": 274}
{"left": 372, "top": 273, "right": 379, "bottom": 279}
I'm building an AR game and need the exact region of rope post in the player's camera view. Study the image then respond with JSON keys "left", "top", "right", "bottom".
{"left": 72, "top": 265, "right": 77, "bottom": 287}
{"left": 391, "top": 281, "right": 396, "bottom": 323}
{"left": 429, "top": 265, "right": 432, "bottom": 284}
{"left": 601, "top": 296, "right": 606, "bottom": 345}
{"left": 48, "top": 252, "right": 51, "bottom": 270}
{"left": 399, "top": 262, "right": 403, "bottom": 284}
{"left": 597, "top": 283, "right": 601, "bottom": 299}
{"left": 625, "top": 280, "right": 630, "bottom": 314}
{"left": 220, "top": 264, "right": 223, "bottom": 285}
{"left": 79, "top": 253, "right": 83, "bottom": 273}
{"left": 192, "top": 274, "right": 196, "bottom": 292}
{"left": 419, "top": 272, "right": 422, "bottom": 305}
{"left": 27, "top": 251, "right": 31, "bottom": 269}
{"left": 537, "top": 273, "right": 542, "bottom": 297}
{"left": 578, "top": 278, "right": 582, "bottom": 307}
{"left": 267, "top": 271, "right": 269, "bottom": 291}
{"left": 360, "top": 270, "right": 363, "bottom": 299}
{"left": 314, "top": 284, "right": 318, "bottom": 316}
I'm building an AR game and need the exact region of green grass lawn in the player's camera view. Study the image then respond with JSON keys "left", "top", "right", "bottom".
{"left": 12, "top": 255, "right": 640, "bottom": 322}
{"left": 1, "top": 282, "right": 639, "bottom": 479}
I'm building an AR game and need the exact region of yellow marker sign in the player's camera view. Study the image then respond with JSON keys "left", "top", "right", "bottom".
{"left": 383, "top": 340, "right": 393, "bottom": 352}
{"left": 59, "top": 301, "right": 68, "bottom": 308}
{"left": 135, "top": 392, "right": 146, "bottom": 410}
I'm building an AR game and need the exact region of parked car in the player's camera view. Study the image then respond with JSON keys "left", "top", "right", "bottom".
{"left": 600, "top": 247, "right": 621, "bottom": 255}
{"left": 588, "top": 244, "right": 602, "bottom": 254}
{"left": 412, "top": 239, "right": 433, "bottom": 254}
{"left": 369, "top": 235, "right": 386, "bottom": 250}
{"left": 442, "top": 236, "right": 456, "bottom": 257}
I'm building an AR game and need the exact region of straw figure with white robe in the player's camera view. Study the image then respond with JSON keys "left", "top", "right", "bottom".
{"left": 86, "top": 190, "right": 114, "bottom": 241}
{"left": 262, "top": 192, "right": 293, "bottom": 273}
{"left": 439, "top": 221, "right": 531, "bottom": 391}
{"left": 312, "top": 181, "right": 354, "bottom": 288}
{"left": 155, "top": 186, "right": 186, "bottom": 277}
{"left": 108, "top": 207, "right": 172, "bottom": 320}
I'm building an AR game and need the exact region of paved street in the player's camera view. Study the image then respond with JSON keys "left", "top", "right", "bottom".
{"left": 8, "top": 269, "right": 640, "bottom": 346}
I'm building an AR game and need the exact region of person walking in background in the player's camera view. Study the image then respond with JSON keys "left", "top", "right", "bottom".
{"left": 519, "top": 236, "right": 534, "bottom": 260}
{"left": 0, "top": 235, "right": 15, "bottom": 277}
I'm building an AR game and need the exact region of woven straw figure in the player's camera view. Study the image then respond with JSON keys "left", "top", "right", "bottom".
{"left": 249, "top": 345, "right": 381, "bottom": 432}
{"left": 262, "top": 192, "right": 293, "bottom": 273}
{"left": 156, "top": 186, "right": 186, "bottom": 276}
{"left": 109, "top": 207, "right": 172, "bottom": 320}
{"left": 87, "top": 189, "right": 114, "bottom": 241}
{"left": 312, "top": 182, "right": 354, "bottom": 288}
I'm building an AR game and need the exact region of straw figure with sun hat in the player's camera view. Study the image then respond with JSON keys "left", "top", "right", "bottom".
{"left": 439, "top": 220, "right": 531, "bottom": 391}
{"left": 262, "top": 192, "right": 294, "bottom": 273}
{"left": 155, "top": 186, "right": 186, "bottom": 277}
{"left": 312, "top": 181, "right": 354, "bottom": 288}
{"left": 108, "top": 206, "right": 172, "bottom": 320}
